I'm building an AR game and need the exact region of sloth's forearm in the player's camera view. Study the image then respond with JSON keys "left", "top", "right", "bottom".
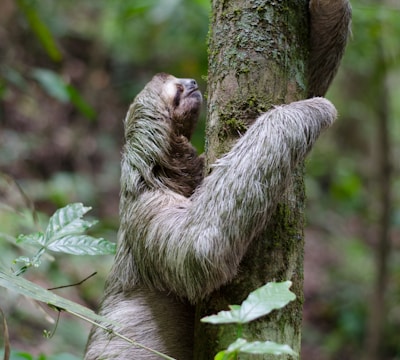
{"left": 128, "top": 98, "right": 336, "bottom": 302}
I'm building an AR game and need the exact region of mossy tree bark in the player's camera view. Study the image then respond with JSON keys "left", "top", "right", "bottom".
{"left": 194, "top": 0, "right": 310, "bottom": 358}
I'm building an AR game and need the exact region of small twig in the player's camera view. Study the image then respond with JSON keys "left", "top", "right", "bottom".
{"left": 47, "top": 272, "right": 97, "bottom": 291}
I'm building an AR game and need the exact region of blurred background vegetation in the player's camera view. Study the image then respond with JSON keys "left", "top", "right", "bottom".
{"left": 0, "top": 0, "right": 399, "bottom": 359}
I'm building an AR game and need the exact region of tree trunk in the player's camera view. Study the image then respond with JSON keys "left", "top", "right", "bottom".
{"left": 194, "top": 0, "right": 310, "bottom": 358}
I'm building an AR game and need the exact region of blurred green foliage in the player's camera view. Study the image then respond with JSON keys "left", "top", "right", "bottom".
{"left": 0, "top": 0, "right": 400, "bottom": 359}
{"left": 31, "top": 69, "right": 96, "bottom": 120}
{"left": 16, "top": 0, "right": 62, "bottom": 63}
{"left": 303, "top": 2, "right": 400, "bottom": 359}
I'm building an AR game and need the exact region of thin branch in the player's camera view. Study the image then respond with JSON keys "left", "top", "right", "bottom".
{"left": 47, "top": 272, "right": 97, "bottom": 291}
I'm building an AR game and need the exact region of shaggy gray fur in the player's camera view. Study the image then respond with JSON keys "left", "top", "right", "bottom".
{"left": 85, "top": 89, "right": 336, "bottom": 359}
{"left": 85, "top": 1, "right": 351, "bottom": 358}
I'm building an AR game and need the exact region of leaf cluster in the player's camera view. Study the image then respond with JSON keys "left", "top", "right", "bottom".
{"left": 202, "top": 281, "right": 297, "bottom": 359}
{"left": 12, "top": 203, "right": 115, "bottom": 276}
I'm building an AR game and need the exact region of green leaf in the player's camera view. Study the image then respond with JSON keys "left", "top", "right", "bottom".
{"left": 47, "top": 235, "right": 116, "bottom": 255}
{"left": 238, "top": 281, "right": 296, "bottom": 322}
{"left": 202, "top": 307, "right": 241, "bottom": 325}
{"left": 39, "top": 203, "right": 116, "bottom": 255}
{"left": 66, "top": 85, "right": 96, "bottom": 121}
{"left": 31, "top": 69, "right": 96, "bottom": 120}
{"left": 14, "top": 203, "right": 115, "bottom": 262}
{"left": 44, "top": 203, "right": 93, "bottom": 245}
{"left": 32, "top": 69, "right": 69, "bottom": 103}
{"left": 224, "top": 338, "right": 297, "bottom": 357}
{"left": 0, "top": 270, "right": 175, "bottom": 360}
{"left": 16, "top": 232, "right": 44, "bottom": 246}
{"left": 214, "top": 350, "right": 234, "bottom": 360}
{"left": 0, "top": 269, "right": 118, "bottom": 327}
{"left": 202, "top": 281, "right": 296, "bottom": 324}
{"left": 13, "top": 256, "right": 32, "bottom": 265}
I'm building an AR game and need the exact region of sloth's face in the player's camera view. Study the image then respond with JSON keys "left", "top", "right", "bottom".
{"left": 158, "top": 73, "right": 203, "bottom": 139}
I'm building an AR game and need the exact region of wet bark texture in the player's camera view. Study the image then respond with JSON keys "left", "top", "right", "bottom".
{"left": 194, "top": 0, "right": 309, "bottom": 358}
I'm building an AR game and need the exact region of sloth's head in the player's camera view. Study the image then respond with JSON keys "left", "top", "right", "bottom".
{"left": 147, "top": 73, "right": 203, "bottom": 139}
{"left": 128, "top": 73, "right": 202, "bottom": 140}
{"left": 123, "top": 73, "right": 204, "bottom": 194}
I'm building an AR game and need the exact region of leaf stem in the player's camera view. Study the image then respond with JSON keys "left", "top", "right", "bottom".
{"left": 237, "top": 323, "right": 243, "bottom": 338}
{"left": 14, "top": 247, "right": 46, "bottom": 276}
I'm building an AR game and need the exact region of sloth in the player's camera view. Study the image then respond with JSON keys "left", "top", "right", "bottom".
{"left": 85, "top": 1, "right": 351, "bottom": 359}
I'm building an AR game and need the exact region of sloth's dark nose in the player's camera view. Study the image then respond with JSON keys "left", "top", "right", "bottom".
{"left": 182, "top": 78, "right": 198, "bottom": 89}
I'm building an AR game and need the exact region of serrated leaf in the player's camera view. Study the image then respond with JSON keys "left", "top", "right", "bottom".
{"left": 225, "top": 338, "right": 297, "bottom": 357}
{"left": 47, "top": 235, "right": 116, "bottom": 255}
{"left": 202, "top": 281, "right": 296, "bottom": 324}
{"left": 13, "top": 256, "right": 31, "bottom": 265}
{"left": 43, "top": 203, "right": 93, "bottom": 245}
{"left": 238, "top": 281, "right": 296, "bottom": 323}
{"left": 16, "top": 232, "right": 44, "bottom": 246}
{"left": 49, "top": 218, "right": 97, "bottom": 241}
